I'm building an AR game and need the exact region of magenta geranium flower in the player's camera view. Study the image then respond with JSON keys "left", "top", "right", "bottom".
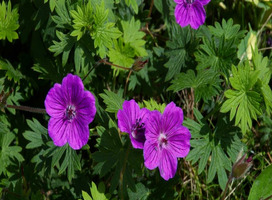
{"left": 143, "top": 102, "right": 191, "bottom": 180}
{"left": 44, "top": 74, "right": 96, "bottom": 150}
{"left": 117, "top": 100, "right": 150, "bottom": 149}
{"left": 174, "top": 0, "right": 210, "bottom": 29}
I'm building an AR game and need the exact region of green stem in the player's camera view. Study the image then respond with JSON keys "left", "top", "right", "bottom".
{"left": 6, "top": 104, "right": 47, "bottom": 114}
{"left": 221, "top": 176, "right": 232, "bottom": 200}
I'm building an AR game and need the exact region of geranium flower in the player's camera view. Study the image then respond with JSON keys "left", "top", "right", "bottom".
{"left": 117, "top": 100, "right": 150, "bottom": 149}
{"left": 143, "top": 102, "right": 191, "bottom": 180}
{"left": 174, "top": 0, "right": 210, "bottom": 29}
{"left": 44, "top": 74, "right": 96, "bottom": 150}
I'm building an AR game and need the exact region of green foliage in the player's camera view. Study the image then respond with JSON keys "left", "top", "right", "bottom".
{"left": 99, "top": 90, "right": 124, "bottom": 114}
{"left": 248, "top": 164, "right": 272, "bottom": 200}
{"left": 81, "top": 182, "right": 111, "bottom": 200}
{"left": 0, "top": 131, "right": 24, "bottom": 175}
{"left": 108, "top": 17, "right": 147, "bottom": 69}
{"left": 0, "top": 59, "right": 23, "bottom": 83}
{"left": 168, "top": 69, "right": 222, "bottom": 102}
{"left": 0, "top": 1, "right": 19, "bottom": 42}
{"left": 23, "top": 118, "right": 81, "bottom": 182}
{"left": 184, "top": 109, "right": 244, "bottom": 190}
{"left": 125, "top": 0, "right": 138, "bottom": 14}
{"left": 70, "top": 1, "right": 93, "bottom": 41}
{"left": 139, "top": 98, "right": 166, "bottom": 113}
{"left": 221, "top": 50, "right": 271, "bottom": 134}
{"left": 91, "top": 2, "right": 122, "bottom": 58}
{"left": 196, "top": 19, "right": 246, "bottom": 76}
{"left": 164, "top": 25, "right": 193, "bottom": 81}
{"left": 92, "top": 120, "right": 143, "bottom": 197}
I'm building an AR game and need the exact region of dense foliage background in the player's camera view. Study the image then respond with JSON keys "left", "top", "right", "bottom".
{"left": 1, "top": 0, "right": 272, "bottom": 199}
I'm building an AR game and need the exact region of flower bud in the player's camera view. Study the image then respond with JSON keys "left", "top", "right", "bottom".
{"left": 231, "top": 153, "right": 253, "bottom": 179}
{"left": 132, "top": 58, "right": 148, "bottom": 72}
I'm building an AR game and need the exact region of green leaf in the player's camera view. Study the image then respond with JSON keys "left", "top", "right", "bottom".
{"left": 208, "top": 18, "right": 246, "bottom": 41}
{"left": 82, "top": 190, "right": 93, "bottom": 200}
{"left": 184, "top": 109, "right": 244, "bottom": 190}
{"left": 91, "top": 1, "right": 122, "bottom": 58}
{"left": 99, "top": 90, "right": 124, "bottom": 113}
{"left": 221, "top": 63, "right": 262, "bottom": 133}
{"left": 23, "top": 118, "right": 48, "bottom": 149}
{"left": 52, "top": 0, "right": 72, "bottom": 28}
{"left": 125, "top": 0, "right": 138, "bottom": 14}
{"left": 248, "top": 164, "right": 272, "bottom": 200}
{"left": 0, "top": 132, "right": 24, "bottom": 175}
{"left": 49, "top": 31, "right": 76, "bottom": 66}
{"left": 164, "top": 25, "right": 193, "bottom": 81}
{"left": 0, "top": 59, "right": 23, "bottom": 83}
{"left": 108, "top": 17, "right": 147, "bottom": 69}
{"left": 128, "top": 183, "right": 149, "bottom": 200}
{"left": 195, "top": 36, "right": 236, "bottom": 76}
{"left": 90, "top": 182, "right": 109, "bottom": 200}
{"left": 0, "top": 1, "right": 19, "bottom": 42}
{"left": 139, "top": 98, "right": 166, "bottom": 113}
{"left": 168, "top": 69, "right": 222, "bottom": 102}
{"left": 70, "top": 1, "right": 93, "bottom": 40}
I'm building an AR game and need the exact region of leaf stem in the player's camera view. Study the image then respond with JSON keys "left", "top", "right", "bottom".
{"left": 6, "top": 104, "right": 47, "bottom": 114}
{"left": 99, "top": 59, "right": 130, "bottom": 71}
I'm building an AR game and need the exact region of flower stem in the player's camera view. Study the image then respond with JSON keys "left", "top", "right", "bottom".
{"left": 6, "top": 104, "right": 47, "bottom": 114}
{"left": 221, "top": 176, "right": 232, "bottom": 200}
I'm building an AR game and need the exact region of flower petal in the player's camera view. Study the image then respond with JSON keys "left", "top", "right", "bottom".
{"left": 161, "top": 102, "right": 184, "bottom": 134}
{"left": 174, "top": 3, "right": 190, "bottom": 28}
{"left": 44, "top": 83, "right": 66, "bottom": 118}
{"left": 67, "top": 119, "right": 89, "bottom": 150}
{"left": 61, "top": 74, "right": 84, "bottom": 105}
{"left": 158, "top": 149, "right": 177, "bottom": 180}
{"left": 76, "top": 91, "right": 96, "bottom": 124}
{"left": 197, "top": 0, "right": 210, "bottom": 6}
{"left": 144, "top": 140, "right": 161, "bottom": 170}
{"left": 145, "top": 110, "right": 161, "bottom": 140}
{"left": 174, "top": 0, "right": 185, "bottom": 5}
{"left": 117, "top": 100, "right": 140, "bottom": 134}
{"left": 167, "top": 126, "right": 191, "bottom": 158}
{"left": 48, "top": 117, "right": 68, "bottom": 147}
{"left": 190, "top": 2, "right": 206, "bottom": 29}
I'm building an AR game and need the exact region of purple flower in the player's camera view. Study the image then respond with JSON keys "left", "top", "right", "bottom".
{"left": 174, "top": 0, "right": 210, "bottom": 30}
{"left": 117, "top": 100, "right": 150, "bottom": 149}
{"left": 44, "top": 74, "right": 96, "bottom": 150}
{"left": 143, "top": 102, "right": 191, "bottom": 180}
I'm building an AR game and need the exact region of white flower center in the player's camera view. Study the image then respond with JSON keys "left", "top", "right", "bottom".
{"left": 158, "top": 133, "right": 168, "bottom": 149}
{"left": 66, "top": 105, "right": 76, "bottom": 120}
{"left": 186, "top": 0, "right": 195, "bottom": 4}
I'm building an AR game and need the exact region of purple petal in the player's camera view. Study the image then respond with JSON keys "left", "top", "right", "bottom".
{"left": 167, "top": 126, "right": 191, "bottom": 158}
{"left": 145, "top": 110, "right": 161, "bottom": 140}
{"left": 117, "top": 100, "right": 140, "bottom": 134}
{"left": 76, "top": 91, "right": 96, "bottom": 124}
{"left": 67, "top": 119, "right": 89, "bottom": 150}
{"left": 174, "top": 3, "right": 190, "bottom": 28}
{"left": 48, "top": 117, "right": 68, "bottom": 147}
{"left": 174, "top": 0, "right": 185, "bottom": 4}
{"left": 129, "top": 107, "right": 151, "bottom": 149}
{"left": 197, "top": 0, "right": 210, "bottom": 6}
{"left": 144, "top": 140, "right": 161, "bottom": 170}
{"left": 44, "top": 83, "right": 66, "bottom": 118}
{"left": 61, "top": 74, "right": 84, "bottom": 105}
{"left": 158, "top": 149, "right": 177, "bottom": 180}
{"left": 190, "top": 2, "right": 206, "bottom": 29}
{"left": 161, "top": 102, "right": 184, "bottom": 134}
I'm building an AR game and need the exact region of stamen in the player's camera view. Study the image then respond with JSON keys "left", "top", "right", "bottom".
{"left": 66, "top": 105, "right": 76, "bottom": 120}
{"left": 186, "top": 0, "right": 195, "bottom": 4}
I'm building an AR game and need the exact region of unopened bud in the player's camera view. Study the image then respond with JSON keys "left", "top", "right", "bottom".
{"left": 231, "top": 153, "right": 253, "bottom": 179}
{"left": 132, "top": 58, "right": 148, "bottom": 72}
{"left": 0, "top": 89, "right": 12, "bottom": 111}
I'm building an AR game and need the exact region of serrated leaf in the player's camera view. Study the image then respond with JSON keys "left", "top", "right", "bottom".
{"left": 221, "top": 63, "right": 262, "bottom": 133}
{"left": 164, "top": 25, "right": 192, "bottom": 81}
{"left": 0, "top": 59, "right": 23, "bottom": 83}
{"left": 49, "top": 31, "right": 76, "bottom": 66}
{"left": 138, "top": 98, "right": 166, "bottom": 113}
{"left": 91, "top": 1, "right": 122, "bottom": 58}
{"left": 168, "top": 69, "right": 221, "bottom": 102}
{"left": 0, "top": 1, "right": 19, "bottom": 42}
{"left": 184, "top": 109, "right": 244, "bottom": 190}
{"left": 99, "top": 90, "right": 124, "bottom": 113}
{"left": 0, "top": 132, "right": 24, "bottom": 175}
{"left": 125, "top": 0, "right": 138, "bottom": 14}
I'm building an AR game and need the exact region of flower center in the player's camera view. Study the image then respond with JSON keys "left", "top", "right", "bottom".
{"left": 158, "top": 133, "right": 168, "bottom": 149}
{"left": 186, "top": 0, "right": 195, "bottom": 4}
{"left": 131, "top": 118, "right": 146, "bottom": 143}
{"left": 66, "top": 105, "right": 76, "bottom": 120}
